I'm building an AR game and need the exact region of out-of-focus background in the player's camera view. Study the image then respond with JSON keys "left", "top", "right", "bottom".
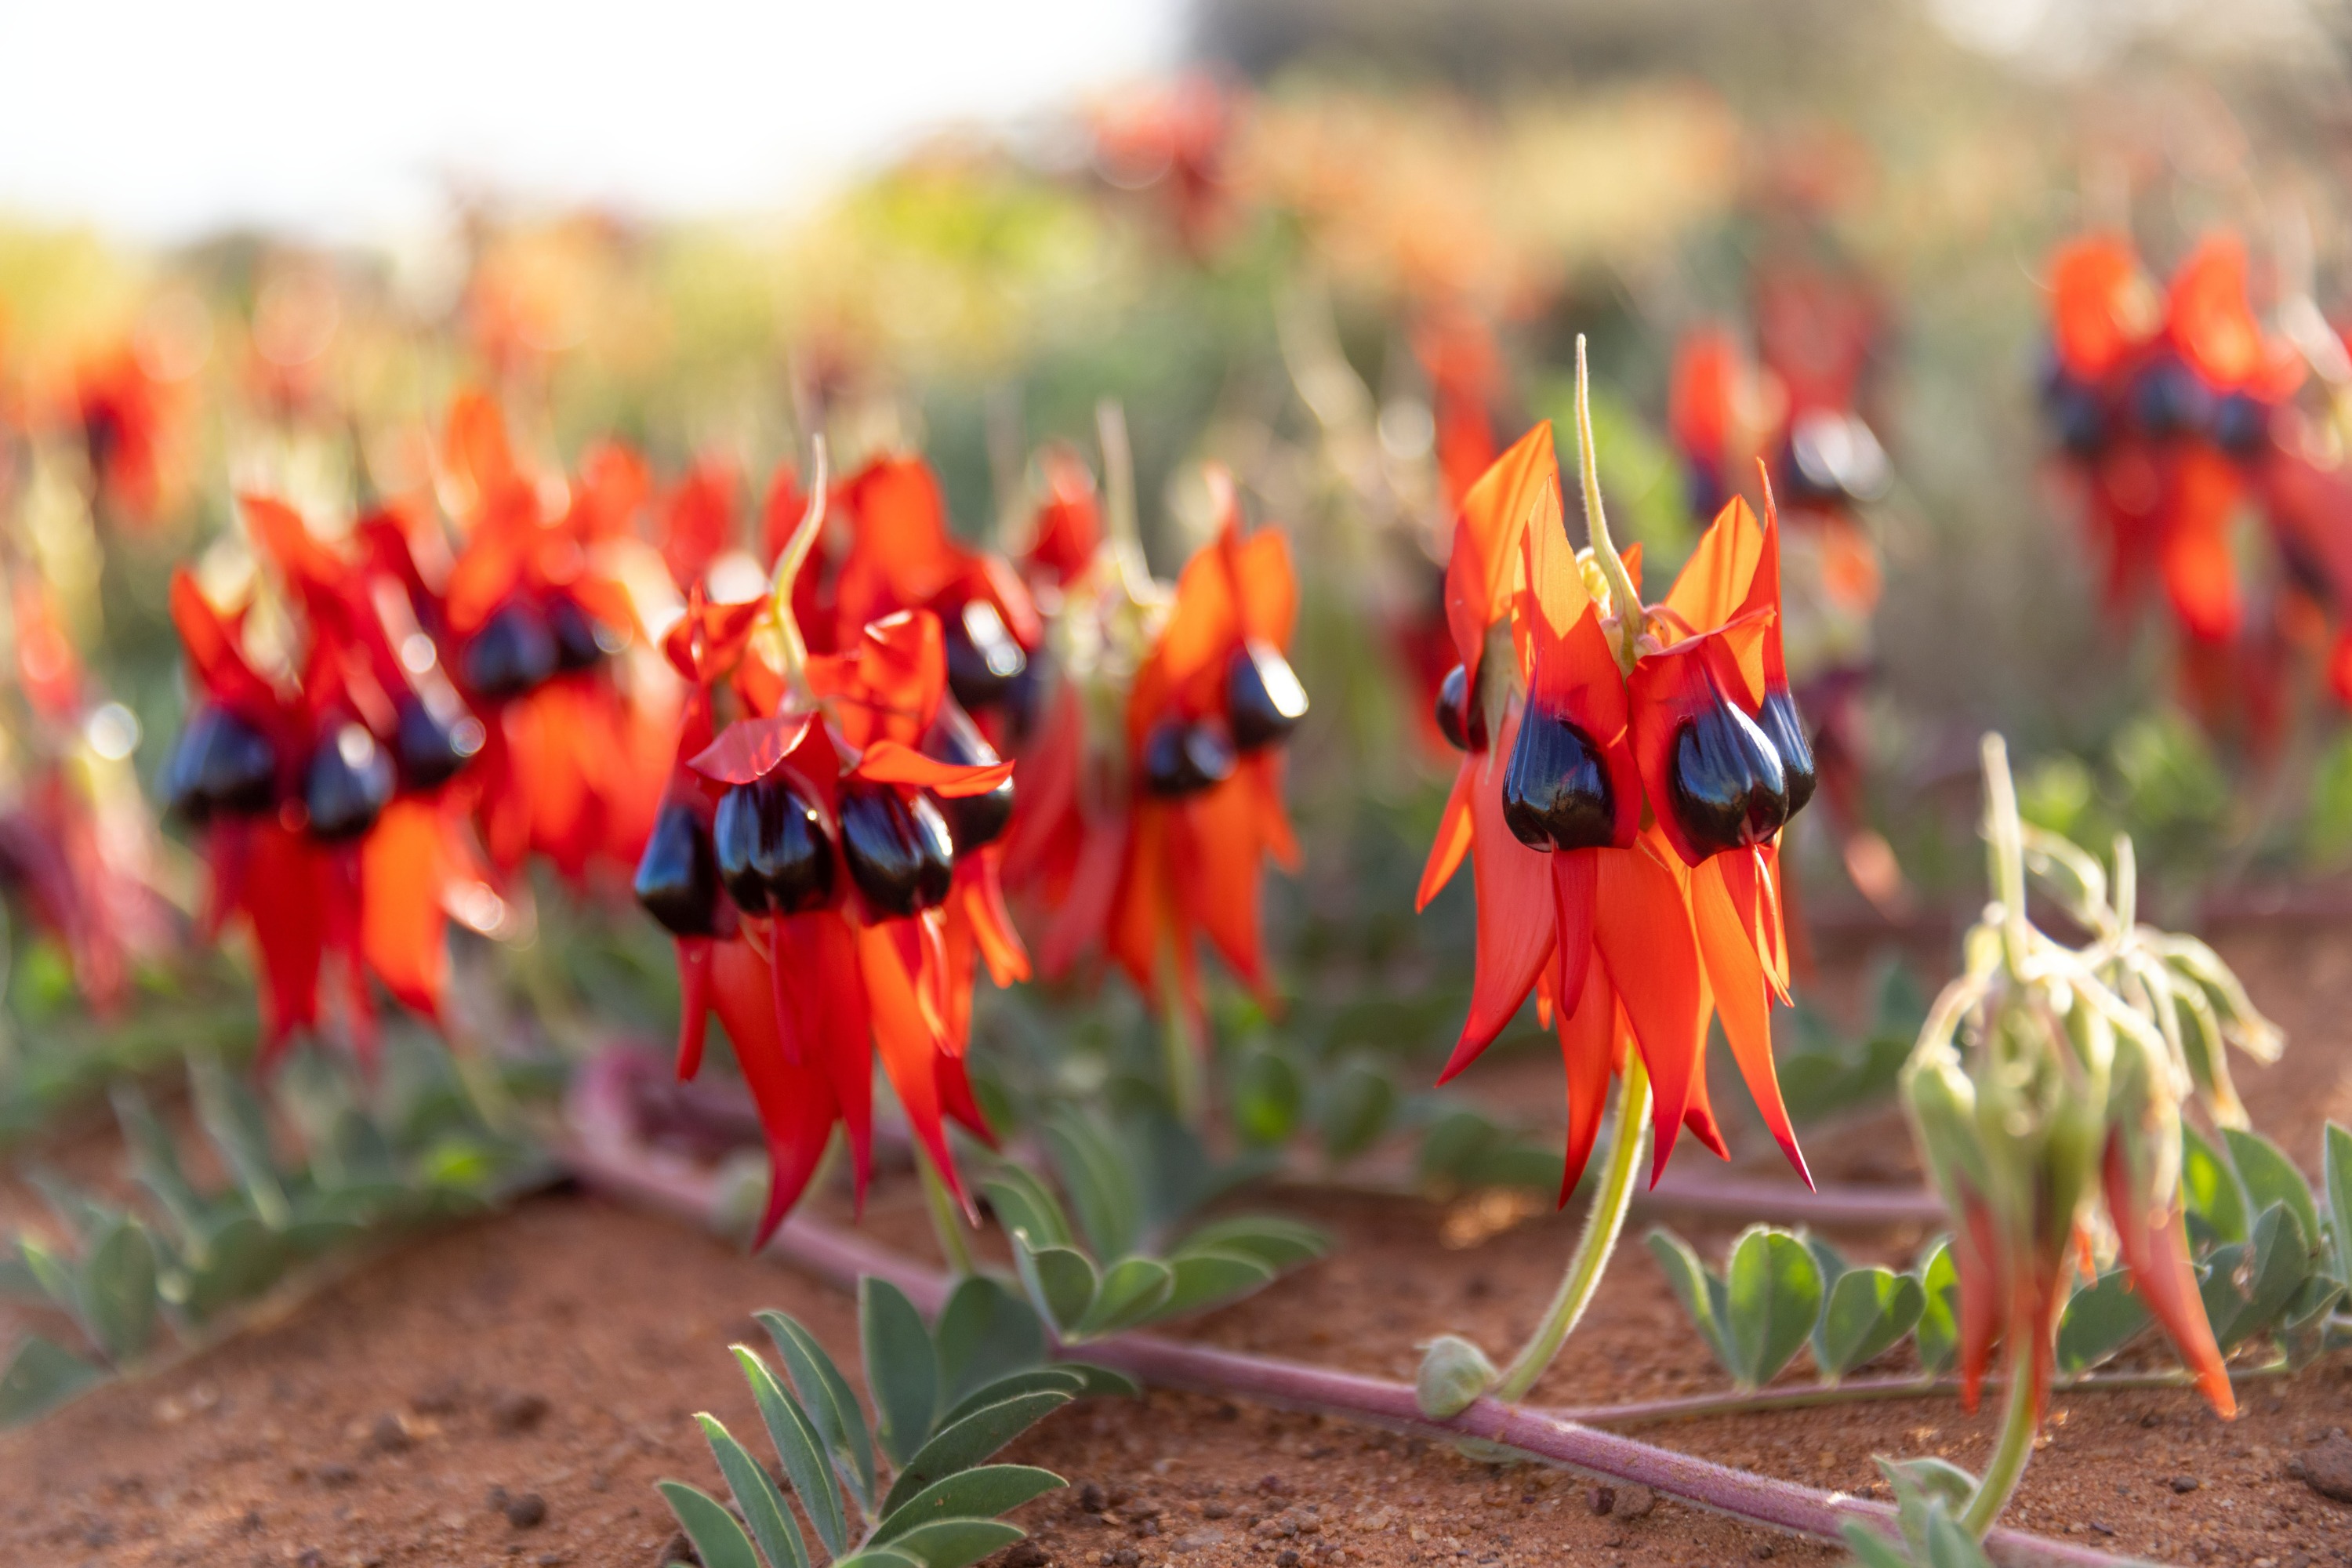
{"left": 8, "top": 0, "right": 2352, "bottom": 1130}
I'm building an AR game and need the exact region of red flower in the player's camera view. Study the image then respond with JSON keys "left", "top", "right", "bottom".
{"left": 636, "top": 476, "right": 1021, "bottom": 1243}
{"left": 165, "top": 495, "right": 499, "bottom": 1067}
{"left": 1419, "top": 422, "right": 1811, "bottom": 1196}
{"left": 1007, "top": 469, "right": 1305, "bottom": 1035}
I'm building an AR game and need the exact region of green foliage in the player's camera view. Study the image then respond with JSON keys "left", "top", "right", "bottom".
{"left": 659, "top": 1275, "right": 1125, "bottom": 1568}
{"left": 975, "top": 1111, "right": 1328, "bottom": 1342}
{"left": 1655, "top": 1123, "right": 2352, "bottom": 1395}
{"left": 1775, "top": 957, "right": 1929, "bottom": 1125}
{"left": 1839, "top": 1457, "right": 1993, "bottom": 1568}
{"left": 1, "top": 1043, "right": 543, "bottom": 1428}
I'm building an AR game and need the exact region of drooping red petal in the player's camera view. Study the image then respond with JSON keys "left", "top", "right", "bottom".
{"left": 358, "top": 798, "right": 452, "bottom": 1022}
{"left": 1589, "top": 837, "right": 1708, "bottom": 1187}
{"left": 858, "top": 920, "right": 967, "bottom": 1211}
{"left": 674, "top": 937, "right": 713, "bottom": 1079}
{"left": 1555, "top": 967, "right": 1620, "bottom": 1206}
{"left": 1441, "top": 702, "right": 1557, "bottom": 1076}
{"left": 852, "top": 739, "right": 1014, "bottom": 797}
{"left": 708, "top": 936, "right": 841, "bottom": 1245}
{"left": 1445, "top": 422, "right": 1558, "bottom": 681}
{"left": 2102, "top": 1134, "right": 2234, "bottom": 1417}
{"left": 1416, "top": 760, "right": 1477, "bottom": 911}
{"left": 2159, "top": 445, "right": 2244, "bottom": 644}
{"left": 1691, "top": 854, "right": 1810, "bottom": 1186}
{"left": 690, "top": 711, "right": 817, "bottom": 786}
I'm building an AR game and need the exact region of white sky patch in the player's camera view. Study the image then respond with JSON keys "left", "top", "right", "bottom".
{"left": 0, "top": 0, "right": 1185, "bottom": 241}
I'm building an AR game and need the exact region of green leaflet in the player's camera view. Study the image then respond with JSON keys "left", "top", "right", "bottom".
{"left": 1723, "top": 1227, "right": 1821, "bottom": 1388}
{"left": 758, "top": 1309, "right": 878, "bottom": 1512}
{"left": 882, "top": 1519, "right": 1027, "bottom": 1568}
{"left": 2054, "top": 1270, "right": 2151, "bottom": 1375}
{"left": 1911, "top": 1241, "right": 1959, "bottom": 1377}
{"left": 698, "top": 1415, "right": 811, "bottom": 1568}
{"left": 1645, "top": 1226, "right": 1733, "bottom": 1376}
{"left": 733, "top": 1347, "right": 848, "bottom": 1558}
{"left": 862, "top": 1278, "right": 941, "bottom": 1468}
{"left": 0, "top": 1336, "right": 106, "bottom": 1428}
{"left": 656, "top": 1480, "right": 764, "bottom": 1568}
{"left": 870, "top": 1466, "right": 1065, "bottom": 1544}
{"left": 1816, "top": 1266, "right": 1923, "bottom": 1381}
{"left": 878, "top": 1391, "right": 1073, "bottom": 1517}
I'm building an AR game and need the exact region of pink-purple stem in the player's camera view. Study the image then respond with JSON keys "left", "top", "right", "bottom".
{"left": 565, "top": 1051, "right": 2136, "bottom": 1568}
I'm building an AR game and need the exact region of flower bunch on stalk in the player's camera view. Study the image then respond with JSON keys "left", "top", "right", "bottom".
{"left": 161, "top": 494, "right": 500, "bottom": 1066}
{"left": 2038, "top": 230, "right": 2346, "bottom": 747}
{"left": 1899, "top": 735, "right": 2281, "bottom": 1530}
{"left": 1421, "top": 352, "right": 1816, "bottom": 1200}
{"left": 999, "top": 421, "right": 1307, "bottom": 1106}
{"left": 631, "top": 449, "right": 1022, "bottom": 1243}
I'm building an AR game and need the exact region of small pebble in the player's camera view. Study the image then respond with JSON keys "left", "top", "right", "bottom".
{"left": 649, "top": 1530, "right": 693, "bottom": 1567}
{"left": 2169, "top": 1475, "right": 2200, "bottom": 1494}
{"left": 316, "top": 1463, "right": 358, "bottom": 1490}
{"left": 2290, "top": 1433, "right": 2352, "bottom": 1503}
{"left": 1587, "top": 1486, "right": 1615, "bottom": 1516}
{"left": 494, "top": 1391, "right": 552, "bottom": 1433}
{"left": 1003, "top": 1544, "right": 1047, "bottom": 1568}
{"left": 1277, "top": 1552, "right": 1300, "bottom": 1567}
{"left": 1751, "top": 1544, "right": 1775, "bottom": 1560}
{"left": 1080, "top": 1483, "right": 1109, "bottom": 1512}
{"left": 1614, "top": 1484, "right": 1657, "bottom": 1520}
{"left": 368, "top": 1413, "right": 414, "bottom": 1454}
{"left": 506, "top": 1491, "right": 550, "bottom": 1529}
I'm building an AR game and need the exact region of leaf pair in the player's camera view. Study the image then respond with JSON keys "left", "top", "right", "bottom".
{"left": 1648, "top": 1226, "right": 1926, "bottom": 1388}
{"left": 659, "top": 1275, "right": 1131, "bottom": 1568}
{"left": 1839, "top": 1457, "right": 1992, "bottom": 1568}
{"left": 982, "top": 1160, "right": 1324, "bottom": 1342}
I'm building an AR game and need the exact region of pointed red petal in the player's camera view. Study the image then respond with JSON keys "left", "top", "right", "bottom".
{"left": 1555, "top": 971, "right": 1618, "bottom": 1206}
{"left": 854, "top": 738, "right": 1014, "bottom": 797}
{"left": 674, "top": 937, "right": 713, "bottom": 1080}
{"left": 689, "top": 711, "right": 817, "bottom": 786}
{"left": 1589, "top": 838, "right": 1708, "bottom": 1186}
{"left": 1692, "top": 855, "right": 1810, "bottom": 1187}
{"left": 1441, "top": 706, "right": 1557, "bottom": 1076}
{"left": 1416, "top": 762, "right": 1477, "bottom": 911}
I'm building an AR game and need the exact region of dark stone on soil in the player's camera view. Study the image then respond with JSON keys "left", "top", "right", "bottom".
{"left": 368, "top": 1413, "right": 413, "bottom": 1453}
{"left": 1001, "top": 1543, "right": 1047, "bottom": 1568}
{"left": 653, "top": 1530, "right": 699, "bottom": 1566}
{"left": 1587, "top": 1486, "right": 1615, "bottom": 1515}
{"left": 1276, "top": 1552, "right": 1300, "bottom": 1567}
{"left": 1613, "top": 1484, "right": 1657, "bottom": 1520}
{"left": 411, "top": 1377, "right": 466, "bottom": 1414}
{"left": 314, "top": 1464, "right": 357, "bottom": 1490}
{"left": 2169, "top": 1475, "right": 2200, "bottom": 1494}
{"left": 1751, "top": 1544, "right": 1776, "bottom": 1559}
{"left": 1080, "top": 1482, "right": 1109, "bottom": 1512}
{"left": 2289, "top": 1433, "right": 2352, "bottom": 1503}
{"left": 504, "top": 1490, "right": 549, "bottom": 1528}
{"left": 494, "top": 1390, "right": 552, "bottom": 1432}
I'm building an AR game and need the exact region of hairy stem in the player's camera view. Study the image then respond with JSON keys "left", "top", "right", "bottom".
{"left": 1961, "top": 1352, "right": 2042, "bottom": 1537}
{"left": 768, "top": 437, "right": 831, "bottom": 700}
{"left": 1493, "top": 1054, "right": 1652, "bottom": 1402}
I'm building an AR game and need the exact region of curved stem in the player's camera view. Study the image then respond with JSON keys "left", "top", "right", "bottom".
{"left": 916, "top": 1144, "right": 976, "bottom": 1278}
{"left": 1571, "top": 336, "right": 1642, "bottom": 677}
{"left": 1157, "top": 938, "right": 1205, "bottom": 1130}
{"left": 768, "top": 436, "right": 831, "bottom": 701}
{"left": 1493, "top": 1053, "right": 1651, "bottom": 1402}
{"left": 1960, "top": 1352, "right": 2042, "bottom": 1537}
{"left": 1096, "top": 399, "right": 1156, "bottom": 606}
{"left": 1980, "top": 734, "right": 2032, "bottom": 973}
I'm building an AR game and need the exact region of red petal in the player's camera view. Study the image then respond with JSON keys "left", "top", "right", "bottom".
{"left": 1445, "top": 423, "right": 1559, "bottom": 677}
{"left": 674, "top": 937, "right": 713, "bottom": 1079}
{"left": 854, "top": 738, "right": 1014, "bottom": 797}
{"left": 709, "top": 936, "right": 840, "bottom": 1244}
{"left": 858, "top": 921, "right": 967, "bottom": 1212}
{"left": 1691, "top": 855, "right": 1809, "bottom": 1186}
{"left": 1555, "top": 964, "right": 1617, "bottom": 1205}
{"left": 1415, "top": 761, "right": 1476, "bottom": 911}
{"left": 690, "top": 711, "right": 817, "bottom": 786}
{"left": 1440, "top": 704, "right": 1556, "bottom": 1076}
{"left": 1589, "top": 837, "right": 1708, "bottom": 1187}
{"left": 2103, "top": 1135, "right": 2234, "bottom": 1417}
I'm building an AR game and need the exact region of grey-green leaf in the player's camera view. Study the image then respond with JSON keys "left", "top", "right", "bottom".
{"left": 1159, "top": 1247, "right": 1276, "bottom": 1319}
{"left": 1077, "top": 1257, "right": 1174, "bottom": 1338}
{"left": 829, "top": 1551, "right": 924, "bottom": 1568}
{"left": 2054, "top": 1270, "right": 2151, "bottom": 1375}
{"left": 758, "top": 1311, "right": 877, "bottom": 1510}
{"left": 1176, "top": 1216, "right": 1329, "bottom": 1272}
{"left": 979, "top": 1167, "right": 1073, "bottom": 1253}
{"left": 1644, "top": 1227, "right": 1733, "bottom": 1376}
{"left": 78, "top": 1219, "right": 159, "bottom": 1363}
{"left": 1232, "top": 1050, "right": 1304, "bottom": 1147}
{"left": 884, "top": 1519, "right": 1025, "bottom": 1568}
{"left": 1912, "top": 1241, "right": 1960, "bottom": 1377}
{"left": 878, "top": 1392, "right": 1073, "bottom": 1517}
{"left": 699, "top": 1414, "right": 810, "bottom": 1568}
{"left": 1724, "top": 1227, "right": 1820, "bottom": 1388}
{"left": 2201, "top": 1203, "right": 2314, "bottom": 1352}
{"left": 932, "top": 1276, "right": 1047, "bottom": 1409}
{"left": 0, "top": 1335, "right": 107, "bottom": 1428}
{"left": 2181, "top": 1124, "right": 2247, "bottom": 1248}
{"left": 862, "top": 1277, "right": 941, "bottom": 1466}
{"left": 1817, "top": 1266, "right": 1923, "bottom": 1380}
{"left": 2322, "top": 1122, "right": 2352, "bottom": 1288}
{"left": 938, "top": 1369, "right": 1087, "bottom": 1431}
{"left": 1011, "top": 1236, "right": 1098, "bottom": 1334}
{"left": 1040, "top": 1110, "right": 1143, "bottom": 1261}
{"left": 1319, "top": 1063, "right": 1399, "bottom": 1163}
{"left": 191, "top": 1055, "right": 289, "bottom": 1228}
{"left": 872, "top": 1465, "right": 1065, "bottom": 1544}
{"left": 732, "top": 1346, "right": 848, "bottom": 1558}
{"left": 2223, "top": 1128, "right": 2321, "bottom": 1252}
{"left": 655, "top": 1480, "right": 762, "bottom": 1568}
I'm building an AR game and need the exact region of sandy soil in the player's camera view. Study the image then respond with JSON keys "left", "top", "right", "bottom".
{"left": 3, "top": 924, "right": 2352, "bottom": 1568}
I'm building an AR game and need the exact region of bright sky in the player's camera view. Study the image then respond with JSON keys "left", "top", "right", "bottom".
{"left": 0, "top": 0, "right": 1187, "bottom": 241}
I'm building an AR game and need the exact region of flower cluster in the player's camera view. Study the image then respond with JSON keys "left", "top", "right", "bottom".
{"left": 2038, "top": 231, "right": 2350, "bottom": 746}
{"left": 1421, "top": 404, "right": 1816, "bottom": 1197}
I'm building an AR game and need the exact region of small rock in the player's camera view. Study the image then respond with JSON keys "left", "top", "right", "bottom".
{"left": 1080, "top": 1483, "right": 1109, "bottom": 1513}
{"left": 1216, "top": 1403, "right": 1240, "bottom": 1421}
{"left": 1751, "top": 1544, "right": 1775, "bottom": 1560}
{"left": 535, "top": 1555, "right": 571, "bottom": 1567}
{"left": 1586, "top": 1486, "right": 1614, "bottom": 1516}
{"left": 412, "top": 1377, "right": 466, "bottom": 1415}
{"left": 1614, "top": 1484, "right": 1657, "bottom": 1521}
{"left": 1003, "top": 1544, "right": 1048, "bottom": 1568}
{"left": 505, "top": 1491, "right": 550, "bottom": 1529}
{"left": 368, "top": 1413, "right": 414, "bottom": 1454}
{"left": 2140, "top": 1412, "right": 2163, "bottom": 1428}
{"left": 1203, "top": 1504, "right": 1232, "bottom": 1521}
{"left": 315, "top": 1463, "right": 358, "bottom": 1490}
{"left": 1258, "top": 1475, "right": 1287, "bottom": 1496}
{"left": 652, "top": 1530, "right": 699, "bottom": 1566}
{"left": 2169, "top": 1475, "right": 2200, "bottom": 1494}
{"left": 2289, "top": 1432, "right": 2352, "bottom": 1502}
{"left": 1110, "top": 1551, "right": 1138, "bottom": 1567}
{"left": 1276, "top": 1552, "right": 1300, "bottom": 1567}
{"left": 494, "top": 1392, "right": 552, "bottom": 1433}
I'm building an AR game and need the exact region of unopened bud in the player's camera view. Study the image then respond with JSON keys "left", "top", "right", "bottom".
{"left": 1414, "top": 1334, "right": 1498, "bottom": 1419}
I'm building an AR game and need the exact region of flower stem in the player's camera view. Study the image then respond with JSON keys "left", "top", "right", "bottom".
{"left": 1159, "top": 967, "right": 1206, "bottom": 1131}
{"left": 768, "top": 436, "right": 831, "bottom": 701}
{"left": 1960, "top": 1352, "right": 2042, "bottom": 1537}
{"left": 1571, "top": 336, "right": 1643, "bottom": 677}
{"left": 916, "top": 1144, "right": 977, "bottom": 1278}
{"left": 1493, "top": 1053, "right": 1652, "bottom": 1402}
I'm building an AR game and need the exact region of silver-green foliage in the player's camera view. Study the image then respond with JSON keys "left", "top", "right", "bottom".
{"left": 656, "top": 1274, "right": 1134, "bottom": 1568}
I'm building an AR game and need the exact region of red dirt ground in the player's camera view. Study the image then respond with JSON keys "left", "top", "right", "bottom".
{"left": 4, "top": 925, "right": 2352, "bottom": 1568}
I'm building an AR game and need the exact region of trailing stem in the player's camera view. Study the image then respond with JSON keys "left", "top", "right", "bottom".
{"left": 1960, "top": 1358, "right": 2042, "bottom": 1537}
{"left": 1493, "top": 1053, "right": 1652, "bottom": 1402}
